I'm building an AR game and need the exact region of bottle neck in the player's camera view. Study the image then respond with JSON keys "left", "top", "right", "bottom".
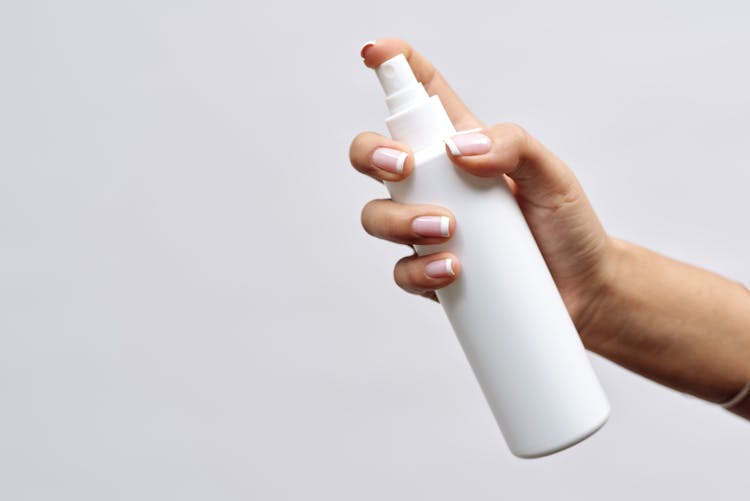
{"left": 385, "top": 95, "right": 457, "bottom": 153}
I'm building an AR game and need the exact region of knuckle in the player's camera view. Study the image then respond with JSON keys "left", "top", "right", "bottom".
{"left": 393, "top": 255, "right": 421, "bottom": 292}
{"left": 490, "top": 122, "right": 530, "bottom": 168}
{"left": 349, "top": 131, "right": 370, "bottom": 153}
{"left": 349, "top": 132, "right": 373, "bottom": 167}
{"left": 393, "top": 257, "right": 409, "bottom": 289}
{"left": 360, "top": 199, "right": 380, "bottom": 235}
{"left": 498, "top": 122, "right": 529, "bottom": 152}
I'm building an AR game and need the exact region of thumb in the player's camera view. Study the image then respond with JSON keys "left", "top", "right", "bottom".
{"left": 444, "top": 123, "right": 582, "bottom": 210}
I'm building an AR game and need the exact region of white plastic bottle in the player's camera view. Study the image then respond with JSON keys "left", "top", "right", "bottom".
{"left": 370, "top": 54, "right": 610, "bottom": 458}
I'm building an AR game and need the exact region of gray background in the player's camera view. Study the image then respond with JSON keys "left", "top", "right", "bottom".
{"left": 1, "top": 0, "right": 749, "bottom": 499}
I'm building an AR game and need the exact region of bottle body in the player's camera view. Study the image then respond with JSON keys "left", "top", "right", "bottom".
{"left": 386, "top": 143, "right": 609, "bottom": 458}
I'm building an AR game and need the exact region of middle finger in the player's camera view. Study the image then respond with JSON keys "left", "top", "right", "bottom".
{"left": 361, "top": 199, "right": 455, "bottom": 245}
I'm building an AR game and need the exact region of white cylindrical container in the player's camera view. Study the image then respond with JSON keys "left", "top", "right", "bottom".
{"left": 371, "top": 54, "right": 609, "bottom": 458}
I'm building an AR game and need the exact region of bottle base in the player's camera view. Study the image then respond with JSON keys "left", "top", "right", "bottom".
{"left": 512, "top": 411, "right": 610, "bottom": 459}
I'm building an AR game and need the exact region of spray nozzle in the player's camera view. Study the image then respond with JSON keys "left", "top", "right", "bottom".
{"left": 376, "top": 54, "right": 418, "bottom": 96}
{"left": 375, "top": 54, "right": 429, "bottom": 114}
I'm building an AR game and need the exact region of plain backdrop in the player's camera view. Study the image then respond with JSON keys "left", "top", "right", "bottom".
{"left": 1, "top": 1, "right": 749, "bottom": 499}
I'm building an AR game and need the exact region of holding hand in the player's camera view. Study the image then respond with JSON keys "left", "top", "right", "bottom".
{"left": 350, "top": 38, "right": 612, "bottom": 346}
{"left": 350, "top": 38, "right": 750, "bottom": 417}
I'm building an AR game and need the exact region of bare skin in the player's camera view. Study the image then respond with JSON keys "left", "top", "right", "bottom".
{"left": 350, "top": 38, "right": 750, "bottom": 419}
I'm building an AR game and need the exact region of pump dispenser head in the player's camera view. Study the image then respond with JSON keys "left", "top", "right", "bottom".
{"left": 376, "top": 54, "right": 417, "bottom": 95}
{"left": 375, "top": 54, "right": 429, "bottom": 115}
{"left": 373, "top": 54, "right": 455, "bottom": 151}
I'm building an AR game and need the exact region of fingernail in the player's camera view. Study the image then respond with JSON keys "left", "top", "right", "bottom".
{"left": 444, "top": 132, "right": 492, "bottom": 156}
{"left": 425, "top": 258, "right": 455, "bottom": 279}
{"left": 372, "top": 147, "right": 407, "bottom": 174}
{"left": 412, "top": 216, "right": 450, "bottom": 238}
{"left": 360, "top": 40, "right": 376, "bottom": 58}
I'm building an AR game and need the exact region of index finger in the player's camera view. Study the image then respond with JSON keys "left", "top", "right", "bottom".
{"left": 361, "top": 38, "right": 482, "bottom": 131}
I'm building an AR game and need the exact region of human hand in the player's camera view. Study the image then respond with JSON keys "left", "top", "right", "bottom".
{"left": 350, "top": 38, "right": 615, "bottom": 345}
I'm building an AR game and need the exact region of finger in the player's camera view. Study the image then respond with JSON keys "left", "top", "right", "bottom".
{"left": 444, "top": 123, "right": 583, "bottom": 210}
{"left": 360, "top": 38, "right": 482, "bottom": 131}
{"left": 393, "top": 252, "right": 461, "bottom": 296}
{"left": 349, "top": 131, "right": 413, "bottom": 182}
{"left": 361, "top": 199, "right": 455, "bottom": 245}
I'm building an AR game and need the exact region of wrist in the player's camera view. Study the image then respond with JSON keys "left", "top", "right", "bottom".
{"left": 576, "top": 236, "right": 629, "bottom": 354}
{"left": 576, "top": 239, "right": 750, "bottom": 403}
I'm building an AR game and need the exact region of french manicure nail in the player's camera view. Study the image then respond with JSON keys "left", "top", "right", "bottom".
{"left": 360, "top": 40, "right": 377, "bottom": 58}
{"left": 372, "top": 147, "right": 407, "bottom": 174}
{"left": 412, "top": 216, "right": 450, "bottom": 238}
{"left": 444, "top": 132, "right": 492, "bottom": 156}
{"left": 455, "top": 128, "right": 483, "bottom": 135}
{"left": 425, "top": 258, "right": 455, "bottom": 279}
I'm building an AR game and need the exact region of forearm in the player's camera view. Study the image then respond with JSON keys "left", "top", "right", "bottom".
{"left": 583, "top": 238, "right": 750, "bottom": 411}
